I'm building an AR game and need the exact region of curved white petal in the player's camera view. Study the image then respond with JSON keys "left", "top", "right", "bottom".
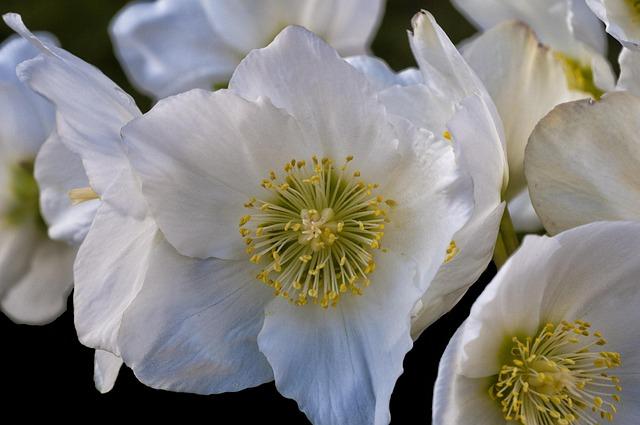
{"left": 110, "top": 0, "right": 239, "bottom": 99}
{"left": 0, "top": 33, "right": 55, "bottom": 159}
{"left": 5, "top": 13, "right": 141, "bottom": 199}
{"left": 259, "top": 252, "right": 419, "bottom": 425}
{"left": 118, "top": 237, "right": 273, "bottom": 394}
{"left": 526, "top": 92, "right": 640, "bottom": 234}
{"left": 461, "top": 21, "right": 577, "bottom": 201}
{"left": 432, "top": 326, "right": 505, "bottom": 425}
{"left": 1, "top": 237, "right": 74, "bottom": 325}
{"left": 94, "top": 350, "right": 123, "bottom": 394}
{"left": 618, "top": 47, "right": 640, "bottom": 95}
{"left": 345, "top": 55, "right": 419, "bottom": 91}
{"left": 122, "top": 89, "right": 311, "bottom": 260}
{"left": 381, "top": 119, "right": 474, "bottom": 287}
{"left": 230, "top": 26, "right": 401, "bottom": 181}
{"left": 586, "top": 0, "right": 640, "bottom": 50}
{"left": 35, "top": 132, "right": 97, "bottom": 246}
{"left": 452, "top": 0, "right": 606, "bottom": 57}
{"left": 73, "top": 174, "right": 158, "bottom": 355}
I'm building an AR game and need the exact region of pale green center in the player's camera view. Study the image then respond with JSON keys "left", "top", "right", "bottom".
{"left": 554, "top": 53, "right": 604, "bottom": 99}
{"left": 4, "top": 159, "right": 45, "bottom": 232}
{"left": 239, "top": 156, "right": 396, "bottom": 308}
{"left": 490, "top": 320, "right": 622, "bottom": 424}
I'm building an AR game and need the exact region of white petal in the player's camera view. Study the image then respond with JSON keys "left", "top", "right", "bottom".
{"left": 586, "top": 0, "right": 640, "bottom": 50}
{"left": 461, "top": 21, "right": 577, "bottom": 200}
{"left": 295, "top": 0, "right": 385, "bottom": 56}
{"left": 5, "top": 13, "right": 141, "bottom": 197}
{"left": 459, "top": 234, "right": 556, "bottom": 377}
{"left": 345, "top": 55, "right": 417, "bottom": 91}
{"left": 35, "top": 132, "right": 97, "bottom": 246}
{"left": 1, "top": 238, "right": 74, "bottom": 325}
{"left": 0, "top": 33, "right": 55, "bottom": 159}
{"left": 0, "top": 225, "right": 39, "bottom": 297}
{"left": 122, "top": 89, "right": 311, "bottom": 260}
{"left": 119, "top": 237, "right": 273, "bottom": 394}
{"left": 259, "top": 253, "right": 419, "bottom": 425}
{"left": 382, "top": 120, "right": 474, "bottom": 288}
{"left": 229, "top": 26, "right": 401, "bottom": 177}
{"left": 432, "top": 326, "right": 505, "bottom": 425}
{"left": 202, "top": 0, "right": 300, "bottom": 53}
{"left": 618, "top": 47, "right": 640, "bottom": 96}
{"left": 73, "top": 175, "right": 158, "bottom": 355}
{"left": 94, "top": 350, "right": 123, "bottom": 394}
{"left": 526, "top": 92, "right": 640, "bottom": 234}
{"left": 110, "top": 0, "right": 239, "bottom": 98}
{"left": 411, "top": 203, "right": 505, "bottom": 337}
{"left": 452, "top": 0, "right": 606, "bottom": 58}
{"left": 507, "top": 189, "right": 543, "bottom": 233}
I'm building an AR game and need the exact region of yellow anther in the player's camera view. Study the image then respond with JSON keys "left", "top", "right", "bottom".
{"left": 443, "top": 130, "right": 452, "bottom": 141}
{"left": 239, "top": 215, "right": 251, "bottom": 226}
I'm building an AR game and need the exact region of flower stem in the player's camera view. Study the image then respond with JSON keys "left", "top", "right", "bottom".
{"left": 492, "top": 207, "right": 519, "bottom": 269}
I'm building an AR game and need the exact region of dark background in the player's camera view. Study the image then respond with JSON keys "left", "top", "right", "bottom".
{"left": 0, "top": 1, "right": 619, "bottom": 423}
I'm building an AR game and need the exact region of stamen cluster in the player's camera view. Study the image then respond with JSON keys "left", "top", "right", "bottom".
{"left": 490, "top": 320, "right": 622, "bottom": 425}
{"left": 239, "top": 156, "right": 395, "bottom": 308}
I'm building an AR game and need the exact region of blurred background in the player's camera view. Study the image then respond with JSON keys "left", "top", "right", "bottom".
{"left": 0, "top": 1, "right": 620, "bottom": 424}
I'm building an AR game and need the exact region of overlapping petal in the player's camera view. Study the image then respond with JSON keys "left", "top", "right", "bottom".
{"left": 526, "top": 92, "right": 640, "bottom": 234}
{"left": 587, "top": 0, "right": 640, "bottom": 50}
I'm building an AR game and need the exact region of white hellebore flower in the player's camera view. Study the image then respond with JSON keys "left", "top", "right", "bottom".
{"left": 433, "top": 221, "right": 640, "bottom": 425}
{"left": 115, "top": 23, "right": 476, "bottom": 424}
{"left": 4, "top": 12, "right": 150, "bottom": 393}
{"left": 587, "top": 0, "right": 640, "bottom": 49}
{"left": 346, "top": 11, "right": 508, "bottom": 336}
{"left": 451, "top": 0, "right": 616, "bottom": 232}
{"left": 110, "top": 0, "right": 386, "bottom": 99}
{"left": 525, "top": 49, "right": 640, "bottom": 235}
{"left": 0, "top": 31, "right": 77, "bottom": 324}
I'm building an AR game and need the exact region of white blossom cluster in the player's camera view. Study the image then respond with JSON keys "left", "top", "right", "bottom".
{"left": 1, "top": 1, "right": 640, "bottom": 424}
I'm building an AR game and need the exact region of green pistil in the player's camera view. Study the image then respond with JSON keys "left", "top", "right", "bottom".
{"left": 554, "top": 53, "right": 604, "bottom": 99}
{"left": 5, "top": 159, "right": 46, "bottom": 232}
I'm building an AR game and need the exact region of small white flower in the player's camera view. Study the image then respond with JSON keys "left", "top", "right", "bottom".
{"left": 434, "top": 221, "right": 640, "bottom": 425}
{"left": 110, "top": 0, "right": 386, "bottom": 99}
{"left": 587, "top": 0, "right": 640, "bottom": 50}
{"left": 0, "top": 30, "right": 77, "bottom": 325}
{"left": 347, "top": 11, "right": 508, "bottom": 336}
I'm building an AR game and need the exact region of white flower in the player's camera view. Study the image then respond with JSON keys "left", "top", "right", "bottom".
{"left": 110, "top": 0, "right": 386, "bottom": 99}
{"left": 4, "top": 12, "right": 151, "bottom": 392}
{"left": 525, "top": 48, "right": 640, "bottom": 235}
{"left": 116, "top": 20, "right": 477, "bottom": 423}
{"left": 450, "top": 0, "right": 616, "bottom": 232}
{"left": 433, "top": 221, "right": 640, "bottom": 425}
{"left": 586, "top": 0, "right": 640, "bottom": 50}
{"left": 0, "top": 30, "right": 77, "bottom": 325}
{"left": 346, "top": 11, "right": 508, "bottom": 336}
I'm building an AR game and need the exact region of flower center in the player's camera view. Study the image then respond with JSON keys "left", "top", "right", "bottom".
{"left": 239, "top": 156, "right": 395, "bottom": 308}
{"left": 626, "top": 0, "right": 640, "bottom": 21}
{"left": 490, "top": 320, "right": 622, "bottom": 425}
{"left": 554, "top": 53, "right": 603, "bottom": 99}
{"left": 4, "top": 159, "right": 46, "bottom": 232}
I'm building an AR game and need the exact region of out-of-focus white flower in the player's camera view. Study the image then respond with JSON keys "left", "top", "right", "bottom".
{"left": 347, "top": 11, "right": 508, "bottom": 337}
{"left": 451, "top": 0, "right": 616, "bottom": 232}
{"left": 110, "top": 0, "right": 386, "bottom": 99}
{"left": 0, "top": 29, "right": 77, "bottom": 325}
{"left": 433, "top": 221, "right": 640, "bottom": 425}
{"left": 4, "top": 12, "right": 151, "bottom": 393}
{"left": 587, "top": 0, "right": 640, "bottom": 50}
